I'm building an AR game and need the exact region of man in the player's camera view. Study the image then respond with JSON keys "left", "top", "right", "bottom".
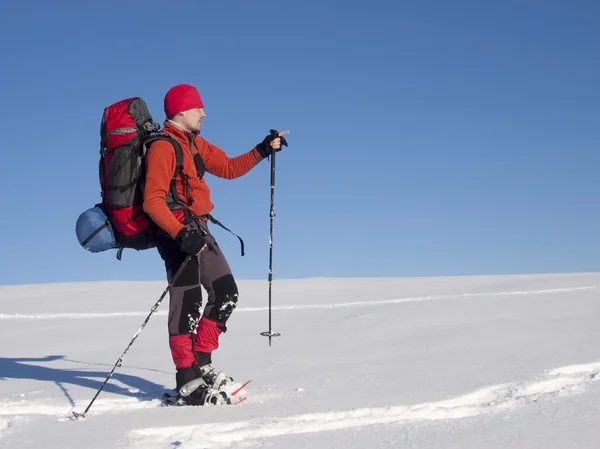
{"left": 143, "top": 83, "right": 288, "bottom": 405}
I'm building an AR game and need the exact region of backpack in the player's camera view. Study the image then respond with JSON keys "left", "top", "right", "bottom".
{"left": 75, "top": 97, "right": 185, "bottom": 260}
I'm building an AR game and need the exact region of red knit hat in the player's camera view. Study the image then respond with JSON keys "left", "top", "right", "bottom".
{"left": 164, "top": 84, "right": 204, "bottom": 117}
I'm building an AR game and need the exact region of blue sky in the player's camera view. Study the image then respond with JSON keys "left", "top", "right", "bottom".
{"left": 1, "top": 0, "right": 599, "bottom": 286}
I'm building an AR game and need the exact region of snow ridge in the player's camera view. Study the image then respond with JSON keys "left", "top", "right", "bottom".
{"left": 125, "top": 361, "right": 600, "bottom": 449}
{"left": 0, "top": 285, "right": 594, "bottom": 320}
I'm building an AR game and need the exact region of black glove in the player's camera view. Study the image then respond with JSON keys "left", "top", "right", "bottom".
{"left": 176, "top": 227, "right": 207, "bottom": 256}
{"left": 256, "top": 129, "right": 288, "bottom": 158}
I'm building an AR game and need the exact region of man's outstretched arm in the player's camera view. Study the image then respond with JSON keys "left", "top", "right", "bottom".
{"left": 201, "top": 130, "right": 289, "bottom": 179}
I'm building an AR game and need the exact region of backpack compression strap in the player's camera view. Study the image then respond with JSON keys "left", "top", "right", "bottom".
{"left": 206, "top": 214, "right": 245, "bottom": 256}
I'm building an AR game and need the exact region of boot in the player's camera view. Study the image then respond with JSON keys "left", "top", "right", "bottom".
{"left": 175, "top": 364, "right": 209, "bottom": 406}
{"left": 194, "top": 351, "right": 234, "bottom": 390}
{"left": 197, "top": 363, "right": 234, "bottom": 390}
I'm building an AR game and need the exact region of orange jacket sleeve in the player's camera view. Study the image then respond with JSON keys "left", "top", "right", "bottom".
{"left": 200, "top": 138, "right": 263, "bottom": 179}
{"left": 142, "top": 140, "right": 185, "bottom": 239}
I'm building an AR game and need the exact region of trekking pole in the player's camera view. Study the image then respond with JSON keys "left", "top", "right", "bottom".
{"left": 72, "top": 254, "right": 193, "bottom": 419}
{"left": 261, "top": 130, "right": 282, "bottom": 346}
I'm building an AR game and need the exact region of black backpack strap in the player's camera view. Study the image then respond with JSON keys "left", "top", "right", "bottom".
{"left": 144, "top": 133, "right": 192, "bottom": 219}
{"left": 207, "top": 214, "right": 245, "bottom": 256}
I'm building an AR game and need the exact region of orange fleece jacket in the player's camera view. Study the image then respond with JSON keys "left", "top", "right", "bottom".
{"left": 143, "top": 121, "right": 262, "bottom": 238}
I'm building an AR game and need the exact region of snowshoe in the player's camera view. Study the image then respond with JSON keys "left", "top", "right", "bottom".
{"left": 198, "top": 364, "right": 234, "bottom": 390}
{"left": 161, "top": 379, "right": 251, "bottom": 407}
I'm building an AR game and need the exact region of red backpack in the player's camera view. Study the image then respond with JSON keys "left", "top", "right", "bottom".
{"left": 76, "top": 97, "right": 184, "bottom": 259}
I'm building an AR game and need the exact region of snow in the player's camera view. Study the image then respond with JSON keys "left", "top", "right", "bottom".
{"left": 1, "top": 273, "right": 600, "bottom": 448}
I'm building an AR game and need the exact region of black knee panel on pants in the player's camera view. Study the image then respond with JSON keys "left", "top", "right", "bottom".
{"left": 179, "top": 286, "right": 202, "bottom": 333}
{"left": 209, "top": 274, "right": 238, "bottom": 323}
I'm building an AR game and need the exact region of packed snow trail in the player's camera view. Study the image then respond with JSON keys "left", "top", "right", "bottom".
{"left": 124, "top": 361, "right": 600, "bottom": 449}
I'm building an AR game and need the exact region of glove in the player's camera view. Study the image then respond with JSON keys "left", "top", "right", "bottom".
{"left": 175, "top": 227, "right": 207, "bottom": 256}
{"left": 256, "top": 129, "right": 289, "bottom": 158}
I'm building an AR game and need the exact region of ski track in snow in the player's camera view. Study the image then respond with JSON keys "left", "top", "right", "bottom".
{"left": 0, "top": 286, "right": 595, "bottom": 321}
{"left": 124, "top": 361, "right": 600, "bottom": 449}
{"left": 0, "top": 396, "right": 162, "bottom": 418}
{"left": 0, "top": 382, "right": 254, "bottom": 419}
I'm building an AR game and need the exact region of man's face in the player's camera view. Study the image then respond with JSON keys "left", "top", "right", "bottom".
{"left": 182, "top": 107, "right": 206, "bottom": 133}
